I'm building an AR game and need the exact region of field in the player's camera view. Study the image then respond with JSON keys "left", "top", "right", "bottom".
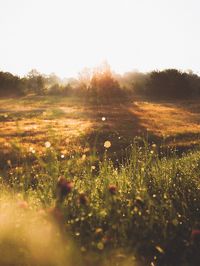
{"left": 1, "top": 96, "right": 200, "bottom": 158}
{"left": 1, "top": 95, "right": 200, "bottom": 265}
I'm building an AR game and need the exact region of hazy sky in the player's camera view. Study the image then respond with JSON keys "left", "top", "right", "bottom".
{"left": 0, "top": 0, "right": 200, "bottom": 77}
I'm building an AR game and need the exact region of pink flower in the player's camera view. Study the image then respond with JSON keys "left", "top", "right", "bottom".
{"left": 17, "top": 200, "right": 29, "bottom": 209}
{"left": 79, "top": 192, "right": 88, "bottom": 205}
{"left": 108, "top": 184, "right": 117, "bottom": 195}
{"left": 102, "top": 236, "right": 113, "bottom": 245}
{"left": 191, "top": 229, "right": 200, "bottom": 244}
{"left": 57, "top": 176, "right": 73, "bottom": 201}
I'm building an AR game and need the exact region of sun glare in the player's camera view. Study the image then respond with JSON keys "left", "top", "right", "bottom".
{"left": 0, "top": 0, "right": 200, "bottom": 77}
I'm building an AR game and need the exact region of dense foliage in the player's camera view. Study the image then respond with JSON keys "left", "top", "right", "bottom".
{"left": 0, "top": 72, "right": 25, "bottom": 96}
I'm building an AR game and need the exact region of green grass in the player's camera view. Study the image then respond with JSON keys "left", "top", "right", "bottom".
{"left": 1, "top": 139, "right": 200, "bottom": 265}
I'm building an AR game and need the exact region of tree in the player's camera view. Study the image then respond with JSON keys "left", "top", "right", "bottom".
{"left": 0, "top": 72, "right": 24, "bottom": 96}
{"left": 26, "top": 69, "right": 45, "bottom": 95}
{"left": 147, "top": 69, "right": 191, "bottom": 98}
{"left": 89, "top": 63, "right": 123, "bottom": 100}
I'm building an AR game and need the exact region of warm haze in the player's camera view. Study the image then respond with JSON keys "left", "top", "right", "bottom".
{"left": 0, "top": 0, "right": 200, "bottom": 78}
{"left": 2, "top": 1, "right": 200, "bottom": 265}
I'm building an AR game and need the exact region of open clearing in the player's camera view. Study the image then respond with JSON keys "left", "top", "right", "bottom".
{"left": 1, "top": 95, "right": 200, "bottom": 265}
{"left": 1, "top": 95, "right": 200, "bottom": 161}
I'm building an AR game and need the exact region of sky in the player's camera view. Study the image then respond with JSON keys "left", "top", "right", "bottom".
{"left": 0, "top": 0, "right": 200, "bottom": 78}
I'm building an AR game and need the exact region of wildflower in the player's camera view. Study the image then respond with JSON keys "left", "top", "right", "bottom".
{"left": 56, "top": 176, "right": 73, "bottom": 202}
{"left": 79, "top": 192, "right": 88, "bottom": 205}
{"left": 104, "top": 140, "right": 111, "bottom": 149}
{"left": 191, "top": 229, "right": 200, "bottom": 244}
{"left": 45, "top": 141, "right": 51, "bottom": 148}
{"left": 102, "top": 236, "right": 112, "bottom": 245}
{"left": 17, "top": 200, "right": 29, "bottom": 209}
{"left": 108, "top": 184, "right": 117, "bottom": 195}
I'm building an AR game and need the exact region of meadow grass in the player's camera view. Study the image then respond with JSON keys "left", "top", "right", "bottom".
{"left": 0, "top": 138, "right": 200, "bottom": 265}
{"left": 2, "top": 95, "right": 200, "bottom": 265}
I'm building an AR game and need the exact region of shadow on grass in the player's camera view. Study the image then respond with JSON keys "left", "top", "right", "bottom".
{"left": 81, "top": 97, "right": 200, "bottom": 161}
{"left": 80, "top": 100, "right": 153, "bottom": 161}
{"left": 1, "top": 95, "right": 200, "bottom": 169}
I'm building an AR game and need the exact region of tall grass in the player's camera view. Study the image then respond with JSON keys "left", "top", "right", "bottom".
{"left": 0, "top": 139, "right": 200, "bottom": 265}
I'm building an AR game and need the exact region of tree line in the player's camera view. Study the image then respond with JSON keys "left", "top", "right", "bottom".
{"left": 121, "top": 69, "right": 200, "bottom": 99}
{"left": 1, "top": 67, "right": 200, "bottom": 100}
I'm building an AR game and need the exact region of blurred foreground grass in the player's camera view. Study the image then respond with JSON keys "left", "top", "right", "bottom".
{"left": 0, "top": 139, "right": 200, "bottom": 265}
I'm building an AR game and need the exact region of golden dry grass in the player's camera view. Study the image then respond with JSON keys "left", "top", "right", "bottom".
{"left": 1, "top": 95, "right": 200, "bottom": 160}
{"left": 0, "top": 96, "right": 93, "bottom": 157}
{"left": 132, "top": 99, "right": 200, "bottom": 147}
